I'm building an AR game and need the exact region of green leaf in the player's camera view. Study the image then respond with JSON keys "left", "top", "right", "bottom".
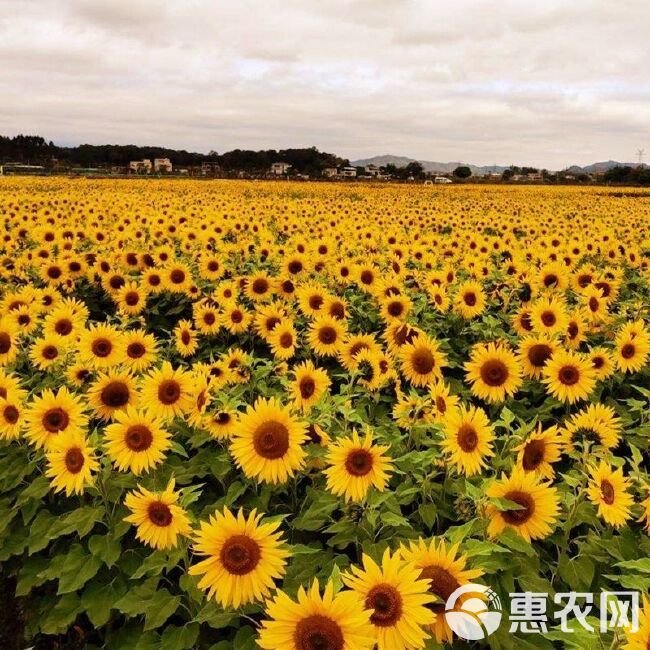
{"left": 143, "top": 589, "right": 181, "bottom": 631}
{"left": 89, "top": 532, "right": 121, "bottom": 568}
{"left": 40, "top": 593, "right": 82, "bottom": 635}
{"left": 615, "top": 558, "right": 650, "bottom": 573}
{"left": 497, "top": 529, "right": 536, "bottom": 556}
{"left": 57, "top": 544, "right": 102, "bottom": 594}
{"left": 160, "top": 623, "right": 200, "bottom": 650}
{"left": 82, "top": 580, "right": 127, "bottom": 627}
{"left": 491, "top": 497, "right": 526, "bottom": 511}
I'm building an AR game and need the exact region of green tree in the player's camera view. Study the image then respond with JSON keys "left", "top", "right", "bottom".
{"left": 453, "top": 165, "right": 472, "bottom": 179}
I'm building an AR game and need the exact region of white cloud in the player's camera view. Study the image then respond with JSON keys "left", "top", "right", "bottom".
{"left": 0, "top": 0, "right": 648, "bottom": 168}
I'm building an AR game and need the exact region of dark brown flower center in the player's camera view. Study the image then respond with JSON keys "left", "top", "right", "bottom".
{"left": 318, "top": 326, "right": 337, "bottom": 345}
{"left": 125, "top": 291, "right": 139, "bottom": 306}
{"left": 3, "top": 404, "right": 19, "bottom": 424}
{"left": 279, "top": 332, "right": 293, "bottom": 348}
{"left": 293, "top": 615, "right": 344, "bottom": 650}
{"left": 253, "top": 420, "right": 290, "bottom": 459}
{"left": 522, "top": 439, "right": 546, "bottom": 470}
{"left": 457, "top": 424, "right": 478, "bottom": 452}
{"left": 420, "top": 565, "right": 461, "bottom": 613}
{"left": 480, "top": 359, "right": 508, "bottom": 386}
{"left": 127, "top": 342, "right": 146, "bottom": 358}
{"left": 621, "top": 343, "right": 635, "bottom": 359}
{"left": 125, "top": 424, "right": 153, "bottom": 451}
{"left": 91, "top": 337, "right": 112, "bottom": 358}
{"left": 387, "top": 301, "right": 404, "bottom": 317}
{"left": 158, "top": 379, "right": 182, "bottom": 405}
{"left": 55, "top": 319, "right": 73, "bottom": 335}
{"left": 252, "top": 278, "right": 269, "bottom": 294}
{"left": 344, "top": 449, "right": 373, "bottom": 476}
{"left": 540, "top": 310, "right": 556, "bottom": 327}
{"left": 170, "top": 269, "right": 185, "bottom": 284}
{"left": 0, "top": 332, "right": 12, "bottom": 354}
{"left": 365, "top": 583, "right": 403, "bottom": 627}
{"left": 601, "top": 479, "right": 615, "bottom": 505}
{"left": 64, "top": 447, "right": 84, "bottom": 474}
{"left": 412, "top": 348, "right": 435, "bottom": 375}
{"left": 147, "top": 501, "right": 172, "bottom": 527}
{"left": 299, "top": 377, "right": 316, "bottom": 399}
{"left": 528, "top": 344, "right": 552, "bottom": 367}
{"left": 464, "top": 292, "right": 477, "bottom": 306}
{"left": 43, "top": 407, "right": 69, "bottom": 433}
{"left": 101, "top": 381, "right": 130, "bottom": 407}
{"left": 558, "top": 365, "right": 580, "bottom": 385}
{"left": 501, "top": 490, "right": 535, "bottom": 525}
{"left": 42, "top": 345, "right": 59, "bottom": 360}
{"left": 220, "top": 535, "right": 261, "bottom": 575}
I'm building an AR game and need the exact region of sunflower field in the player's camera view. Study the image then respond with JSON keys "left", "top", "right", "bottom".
{"left": 2, "top": 178, "right": 650, "bottom": 650}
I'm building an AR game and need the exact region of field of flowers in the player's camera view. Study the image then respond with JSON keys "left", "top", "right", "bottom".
{"left": 1, "top": 177, "right": 650, "bottom": 649}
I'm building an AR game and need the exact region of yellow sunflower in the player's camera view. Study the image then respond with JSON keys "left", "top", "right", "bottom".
{"left": 290, "top": 360, "right": 331, "bottom": 412}
{"left": 541, "top": 349, "right": 596, "bottom": 403}
{"left": 268, "top": 319, "right": 298, "bottom": 360}
{"left": 586, "top": 462, "right": 633, "bottom": 528}
{"left": 429, "top": 381, "right": 460, "bottom": 422}
{"left": 464, "top": 342, "right": 522, "bottom": 403}
{"left": 441, "top": 404, "right": 494, "bottom": 476}
{"left": 560, "top": 403, "right": 622, "bottom": 451}
{"left": 399, "top": 335, "right": 447, "bottom": 387}
{"left": 140, "top": 361, "right": 195, "bottom": 420}
{"left": 123, "top": 329, "right": 158, "bottom": 372}
{"left": 343, "top": 548, "right": 436, "bottom": 650}
{"left": 454, "top": 280, "right": 486, "bottom": 319}
{"left": 0, "top": 395, "right": 25, "bottom": 441}
{"left": 45, "top": 429, "right": 98, "bottom": 496}
{"left": 77, "top": 323, "right": 125, "bottom": 369}
{"left": 518, "top": 335, "right": 559, "bottom": 379}
{"left": 486, "top": 469, "right": 560, "bottom": 542}
{"left": 189, "top": 507, "right": 290, "bottom": 608}
{"left": 622, "top": 596, "right": 650, "bottom": 650}
{"left": 104, "top": 405, "right": 171, "bottom": 474}
{"left": 0, "top": 319, "right": 19, "bottom": 366}
{"left": 230, "top": 397, "right": 307, "bottom": 484}
{"left": 308, "top": 315, "right": 346, "bottom": 357}
{"left": 513, "top": 424, "right": 562, "bottom": 479}
{"left": 324, "top": 429, "right": 393, "bottom": 502}
{"left": 123, "top": 479, "right": 192, "bottom": 550}
{"left": 87, "top": 370, "right": 139, "bottom": 421}
{"left": 258, "top": 579, "right": 374, "bottom": 650}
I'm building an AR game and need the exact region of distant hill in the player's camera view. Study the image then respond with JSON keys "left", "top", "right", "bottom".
{"left": 353, "top": 155, "right": 648, "bottom": 175}
{"left": 351, "top": 155, "right": 509, "bottom": 175}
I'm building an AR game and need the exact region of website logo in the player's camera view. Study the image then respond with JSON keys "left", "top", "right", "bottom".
{"left": 445, "top": 583, "right": 503, "bottom": 641}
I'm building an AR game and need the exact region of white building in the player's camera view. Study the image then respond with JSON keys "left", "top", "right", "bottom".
{"left": 434, "top": 176, "right": 452, "bottom": 184}
{"left": 322, "top": 167, "right": 339, "bottom": 178}
{"left": 129, "top": 159, "right": 152, "bottom": 174}
{"left": 154, "top": 158, "right": 173, "bottom": 173}
{"left": 364, "top": 164, "right": 380, "bottom": 176}
{"left": 340, "top": 166, "right": 357, "bottom": 178}
{"left": 270, "top": 162, "right": 291, "bottom": 175}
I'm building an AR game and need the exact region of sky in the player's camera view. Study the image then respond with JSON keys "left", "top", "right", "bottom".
{"left": 1, "top": 0, "right": 649, "bottom": 169}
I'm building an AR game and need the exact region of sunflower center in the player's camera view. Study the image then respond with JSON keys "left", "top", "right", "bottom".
{"left": 231, "top": 310, "right": 243, "bottom": 323}
{"left": 170, "top": 269, "right": 185, "bottom": 284}
{"left": 457, "top": 424, "right": 478, "bottom": 452}
{"left": 127, "top": 342, "right": 146, "bottom": 358}
{"left": 299, "top": 377, "right": 316, "bottom": 399}
{"left": 522, "top": 439, "right": 546, "bottom": 470}
{"left": 55, "top": 319, "right": 73, "bottom": 335}
{"left": 318, "top": 326, "right": 337, "bottom": 345}
{"left": 394, "top": 324, "right": 418, "bottom": 346}
{"left": 279, "top": 332, "right": 293, "bottom": 348}
{"left": 252, "top": 278, "right": 269, "bottom": 294}
{"left": 592, "top": 356, "right": 605, "bottom": 369}
{"left": 558, "top": 365, "right": 580, "bottom": 385}
{"left": 92, "top": 337, "right": 112, "bottom": 358}
{"left": 43, "top": 407, "right": 69, "bottom": 433}
{"left": 501, "top": 490, "right": 535, "bottom": 525}
{"left": 621, "top": 343, "right": 635, "bottom": 359}
{"left": 253, "top": 420, "right": 290, "bottom": 459}
{"left": 412, "top": 348, "right": 435, "bottom": 375}
{"left": 528, "top": 344, "right": 552, "bottom": 367}
{"left": 309, "top": 295, "right": 323, "bottom": 310}
{"left": 329, "top": 303, "right": 345, "bottom": 319}
{"left": 0, "top": 332, "right": 12, "bottom": 354}
{"left": 435, "top": 396, "right": 447, "bottom": 414}
{"left": 3, "top": 405, "right": 19, "bottom": 424}
{"left": 540, "top": 311, "right": 556, "bottom": 327}
{"left": 365, "top": 583, "right": 403, "bottom": 627}
{"left": 567, "top": 322, "right": 579, "bottom": 338}
{"left": 204, "top": 312, "right": 217, "bottom": 325}
{"left": 520, "top": 313, "right": 533, "bottom": 331}
{"left": 101, "top": 381, "right": 130, "bottom": 407}
{"left": 294, "top": 614, "right": 344, "bottom": 650}
{"left": 360, "top": 270, "right": 374, "bottom": 285}
{"left": 420, "top": 565, "right": 461, "bottom": 612}
{"left": 125, "top": 291, "right": 139, "bottom": 306}
{"left": 158, "top": 379, "right": 181, "bottom": 405}
{"left": 288, "top": 260, "right": 302, "bottom": 274}
{"left": 64, "top": 447, "right": 84, "bottom": 474}
{"left": 125, "top": 424, "right": 153, "bottom": 451}
{"left": 588, "top": 297, "right": 599, "bottom": 312}
{"left": 220, "top": 535, "right": 261, "bottom": 575}
{"left": 544, "top": 273, "right": 558, "bottom": 288}
{"left": 147, "top": 501, "right": 173, "bottom": 527}
{"left": 387, "top": 301, "right": 403, "bottom": 317}
{"left": 344, "top": 449, "right": 373, "bottom": 476}
{"left": 464, "top": 292, "right": 477, "bottom": 306}
{"left": 600, "top": 479, "right": 616, "bottom": 505}
{"left": 480, "top": 359, "right": 508, "bottom": 386}
{"left": 42, "top": 345, "right": 59, "bottom": 360}
{"left": 216, "top": 412, "right": 230, "bottom": 424}
{"left": 181, "top": 331, "right": 191, "bottom": 345}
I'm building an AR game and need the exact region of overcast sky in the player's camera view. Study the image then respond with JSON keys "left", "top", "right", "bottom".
{"left": 1, "top": 0, "right": 648, "bottom": 168}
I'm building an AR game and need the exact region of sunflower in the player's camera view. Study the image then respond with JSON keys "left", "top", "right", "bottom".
{"left": 586, "top": 462, "right": 633, "bottom": 528}
{"left": 615, "top": 326, "right": 650, "bottom": 373}
{"left": 380, "top": 294, "right": 412, "bottom": 323}
{"left": 308, "top": 316, "right": 346, "bottom": 357}
{"left": 204, "top": 408, "right": 239, "bottom": 440}
{"left": 189, "top": 507, "right": 290, "bottom": 608}
{"left": 123, "top": 329, "right": 158, "bottom": 372}
{"left": 383, "top": 321, "right": 422, "bottom": 356}
{"left": 0, "top": 395, "right": 24, "bottom": 441}
{"left": 324, "top": 429, "right": 393, "bottom": 502}
{"left": 222, "top": 301, "right": 252, "bottom": 335}
{"left": 428, "top": 381, "right": 460, "bottom": 422}
{"left": 464, "top": 342, "right": 522, "bottom": 403}
{"left": 253, "top": 302, "right": 286, "bottom": 341}
{"left": 541, "top": 349, "right": 596, "bottom": 403}
{"left": 343, "top": 548, "right": 435, "bottom": 650}
{"left": 245, "top": 271, "right": 274, "bottom": 302}
{"left": 140, "top": 361, "right": 195, "bottom": 421}
{"left": 174, "top": 319, "right": 199, "bottom": 357}
{"left": 29, "top": 336, "right": 66, "bottom": 370}
{"left": 268, "top": 319, "right": 298, "bottom": 360}
{"left": 587, "top": 346, "right": 616, "bottom": 380}
{"left": 454, "top": 280, "right": 486, "bottom": 319}
{"left": 65, "top": 363, "right": 93, "bottom": 388}
{"left": 560, "top": 403, "right": 622, "bottom": 451}
{"left": 104, "top": 405, "right": 171, "bottom": 474}
{"left": 116, "top": 281, "right": 146, "bottom": 315}
{"left": 581, "top": 285, "right": 608, "bottom": 323}
{"left": 339, "top": 334, "right": 381, "bottom": 371}
{"left": 486, "top": 469, "right": 560, "bottom": 542}
{"left": 399, "top": 538, "right": 483, "bottom": 644}
{"left": 45, "top": 430, "right": 98, "bottom": 496}
{"left": 87, "top": 370, "right": 139, "bottom": 420}
{"left": 518, "top": 335, "right": 559, "bottom": 379}
{"left": 77, "top": 323, "right": 125, "bottom": 369}
{"left": 324, "top": 295, "right": 348, "bottom": 321}
{"left": 164, "top": 262, "right": 193, "bottom": 293}
{"left": 290, "top": 361, "right": 331, "bottom": 412}
{"left": 513, "top": 424, "right": 562, "bottom": 479}
{"left": 258, "top": 579, "right": 374, "bottom": 650}
{"left": 24, "top": 387, "right": 87, "bottom": 450}
{"left": 0, "top": 319, "right": 19, "bottom": 366}
{"left": 530, "top": 296, "right": 568, "bottom": 335}
{"left": 622, "top": 596, "right": 650, "bottom": 650}
{"left": 0, "top": 370, "right": 23, "bottom": 401}
{"left": 230, "top": 397, "right": 307, "bottom": 484}
{"left": 441, "top": 404, "right": 494, "bottom": 476}
{"left": 563, "top": 310, "right": 588, "bottom": 349}
{"left": 399, "top": 335, "right": 447, "bottom": 387}
{"left": 512, "top": 305, "right": 535, "bottom": 336}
